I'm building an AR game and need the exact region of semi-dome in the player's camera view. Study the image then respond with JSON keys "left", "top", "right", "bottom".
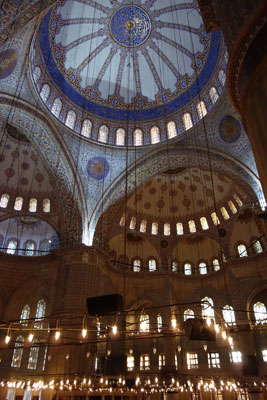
{"left": 30, "top": 0, "right": 227, "bottom": 146}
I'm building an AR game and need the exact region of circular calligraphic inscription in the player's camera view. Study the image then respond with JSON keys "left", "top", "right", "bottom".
{"left": 219, "top": 115, "right": 241, "bottom": 143}
{"left": 110, "top": 6, "right": 151, "bottom": 47}
{"left": 87, "top": 157, "right": 110, "bottom": 180}
{"left": 0, "top": 49, "right": 18, "bottom": 79}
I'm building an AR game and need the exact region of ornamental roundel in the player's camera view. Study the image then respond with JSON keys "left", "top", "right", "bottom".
{"left": 110, "top": 6, "right": 151, "bottom": 47}
{"left": 219, "top": 115, "right": 241, "bottom": 143}
{"left": 0, "top": 49, "right": 18, "bottom": 79}
{"left": 87, "top": 157, "right": 110, "bottom": 180}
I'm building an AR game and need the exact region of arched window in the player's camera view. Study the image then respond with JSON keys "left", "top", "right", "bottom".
{"left": 140, "top": 314, "right": 149, "bottom": 332}
{"left": 164, "top": 223, "right": 170, "bottom": 236}
{"left": 39, "top": 240, "right": 50, "bottom": 255}
{"left": 151, "top": 222, "right": 158, "bottom": 235}
{"left": 228, "top": 201, "right": 237, "bottom": 214}
{"left": 184, "top": 309, "right": 194, "bottom": 321}
{"left": 213, "top": 259, "right": 220, "bottom": 271}
{"left": 25, "top": 241, "right": 35, "bottom": 256}
{"left": 197, "top": 101, "right": 207, "bottom": 119}
{"left": 253, "top": 302, "right": 267, "bottom": 324}
{"left": 65, "top": 110, "right": 76, "bottom": 129}
{"left": 28, "top": 340, "right": 39, "bottom": 370}
{"left": 222, "top": 305, "right": 236, "bottom": 326}
{"left": 184, "top": 263, "right": 192, "bottom": 275}
{"left": 7, "top": 239, "right": 18, "bottom": 255}
{"left": 33, "top": 66, "right": 41, "bottom": 82}
{"left": 157, "top": 314, "right": 163, "bottom": 332}
{"left": 43, "top": 198, "right": 51, "bottom": 213}
{"left": 133, "top": 129, "right": 143, "bottom": 146}
{"left": 81, "top": 119, "right": 92, "bottom": 138}
{"left": 140, "top": 220, "right": 147, "bottom": 233}
{"left": 116, "top": 128, "right": 125, "bottom": 145}
{"left": 220, "top": 207, "right": 230, "bottom": 220}
{"left": 14, "top": 197, "right": 23, "bottom": 211}
{"left": 29, "top": 198, "right": 37, "bottom": 212}
{"left": 51, "top": 98, "right": 62, "bottom": 117}
{"left": 211, "top": 212, "right": 220, "bottom": 225}
{"left": 148, "top": 259, "right": 156, "bottom": 272}
{"left": 183, "top": 113, "right": 193, "bottom": 131}
{"left": 254, "top": 240, "right": 263, "bottom": 254}
{"left": 34, "top": 299, "right": 46, "bottom": 329}
{"left": 20, "top": 305, "right": 30, "bottom": 326}
{"left": 237, "top": 244, "right": 247, "bottom": 257}
{"left": 233, "top": 194, "right": 243, "bottom": 207}
{"left": 201, "top": 297, "right": 215, "bottom": 319}
{"left": 200, "top": 217, "right": 209, "bottom": 230}
{"left": 176, "top": 222, "right": 183, "bottom": 235}
{"left": 133, "top": 259, "right": 141, "bottom": 272}
{"left": 150, "top": 126, "right": 160, "bottom": 144}
{"left": 199, "top": 262, "right": 207, "bottom": 275}
{"left": 167, "top": 121, "right": 177, "bottom": 139}
{"left": 11, "top": 336, "right": 24, "bottom": 368}
{"left": 172, "top": 261, "right": 178, "bottom": 272}
{"left": 119, "top": 214, "right": 126, "bottom": 226}
{"left": 129, "top": 217, "right": 136, "bottom": 230}
{"left": 40, "top": 84, "right": 50, "bottom": 102}
{"left": 218, "top": 70, "right": 226, "bottom": 86}
{"left": 188, "top": 220, "right": 196, "bottom": 233}
{"left": 98, "top": 124, "right": 109, "bottom": 143}
{"left": 209, "top": 87, "right": 219, "bottom": 104}
{"left": 0, "top": 194, "right": 9, "bottom": 208}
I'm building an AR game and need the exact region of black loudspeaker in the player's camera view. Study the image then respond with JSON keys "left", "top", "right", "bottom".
{"left": 87, "top": 294, "right": 124, "bottom": 316}
{"left": 184, "top": 318, "right": 216, "bottom": 341}
{"left": 242, "top": 355, "right": 259, "bottom": 376}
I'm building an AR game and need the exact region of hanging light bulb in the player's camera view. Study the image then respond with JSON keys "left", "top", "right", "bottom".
{"left": 171, "top": 317, "right": 177, "bottom": 329}
{"left": 28, "top": 333, "right": 34, "bottom": 343}
{"left": 153, "top": 346, "right": 157, "bottom": 354}
{"left": 5, "top": 334, "right": 11, "bottom": 344}
{"left": 82, "top": 328, "right": 87, "bottom": 338}
{"left": 55, "top": 330, "right": 60, "bottom": 340}
{"left": 112, "top": 325, "right": 118, "bottom": 335}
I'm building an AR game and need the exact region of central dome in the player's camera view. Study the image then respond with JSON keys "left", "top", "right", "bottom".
{"left": 32, "top": 0, "right": 225, "bottom": 126}
{"left": 110, "top": 6, "right": 151, "bottom": 47}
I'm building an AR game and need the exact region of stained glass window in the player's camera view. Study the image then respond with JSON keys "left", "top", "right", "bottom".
{"left": 151, "top": 222, "right": 158, "bottom": 235}
{"left": 237, "top": 244, "right": 247, "bottom": 257}
{"left": 164, "top": 223, "right": 170, "bottom": 236}
{"left": 140, "top": 354, "right": 150, "bottom": 370}
{"left": 7, "top": 239, "right": 18, "bottom": 255}
{"left": 187, "top": 353, "right": 198, "bottom": 369}
{"left": 33, "top": 66, "right": 41, "bottom": 82}
{"left": 184, "top": 263, "right": 192, "bottom": 275}
{"left": 211, "top": 212, "right": 220, "bottom": 225}
{"left": 220, "top": 207, "right": 230, "bottom": 220}
{"left": 253, "top": 302, "right": 267, "bottom": 324}
{"left": 148, "top": 259, "right": 156, "bottom": 272}
{"left": 183, "top": 113, "right": 193, "bottom": 130}
{"left": 119, "top": 213, "right": 126, "bottom": 226}
{"left": 25, "top": 241, "right": 35, "bottom": 256}
{"left": 199, "top": 262, "right": 207, "bottom": 275}
{"left": 34, "top": 299, "right": 46, "bottom": 329}
{"left": 127, "top": 355, "right": 134, "bottom": 371}
{"left": 0, "top": 194, "right": 9, "bottom": 208}
{"left": 208, "top": 352, "right": 220, "bottom": 368}
{"left": 116, "top": 128, "right": 126, "bottom": 145}
{"left": 197, "top": 101, "right": 207, "bottom": 119}
{"left": 40, "top": 84, "right": 50, "bottom": 102}
{"left": 157, "top": 314, "right": 163, "bottom": 332}
{"left": 189, "top": 220, "right": 196, "bottom": 233}
{"left": 150, "top": 126, "right": 160, "bottom": 144}
{"left": 28, "top": 340, "right": 39, "bottom": 370}
{"left": 172, "top": 261, "right": 178, "bottom": 272}
{"left": 213, "top": 258, "right": 220, "bottom": 271}
{"left": 201, "top": 297, "right": 215, "bottom": 319}
{"left": 158, "top": 354, "right": 165, "bottom": 370}
{"left": 218, "top": 70, "right": 226, "bottom": 86}
{"left": 51, "top": 98, "right": 62, "bottom": 117}
{"left": 209, "top": 87, "right": 219, "bottom": 104}
{"left": 29, "top": 198, "right": 37, "bottom": 212}
{"left": 167, "top": 121, "right": 177, "bottom": 138}
{"left": 228, "top": 201, "right": 237, "bottom": 214}
{"left": 200, "top": 217, "right": 209, "bottom": 230}
{"left": 254, "top": 240, "right": 263, "bottom": 254}
{"left": 81, "top": 119, "right": 92, "bottom": 138}
{"left": 14, "top": 197, "right": 23, "bottom": 211}
{"left": 129, "top": 217, "right": 136, "bottom": 230}
{"left": 11, "top": 336, "right": 24, "bottom": 368}
{"left": 133, "top": 259, "right": 141, "bottom": 272}
{"left": 184, "top": 309, "right": 194, "bottom": 321}
{"left": 133, "top": 129, "right": 143, "bottom": 146}
{"left": 176, "top": 222, "right": 183, "bottom": 235}
{"left": 222, "top": 305, "right": 236, "bottom": 326}
{"left": 20, "top": 305, "right": 30, "bottom": 326}
{"left": 140, "top": 220, "right": 147, "bottom": 233}
{"left": 43, "top": 198, "right": 51, "bottom": 213}
{"left": 233, "top": 194, "right": 243, "bottom": 207}
{"left": 140, "top": 314, "right": 149, "bottom": 332}
{"left": 65, "top": 110, "right": 76, "bottom": 129}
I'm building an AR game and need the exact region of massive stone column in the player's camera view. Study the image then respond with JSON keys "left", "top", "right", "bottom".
{"left": 198, "top": 0, "right": 267, "bottom": 199}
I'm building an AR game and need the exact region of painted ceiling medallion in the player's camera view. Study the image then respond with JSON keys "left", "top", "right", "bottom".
{"left": 110, "top": 6, "right": 151, "bottom": 47}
